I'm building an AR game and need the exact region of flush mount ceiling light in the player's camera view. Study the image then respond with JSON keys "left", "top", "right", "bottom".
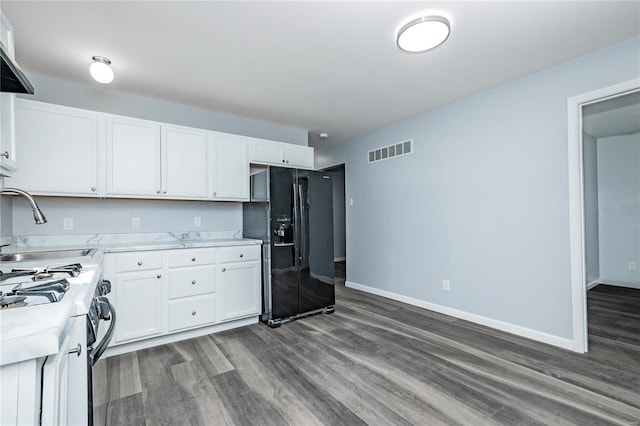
{"left": 397, "top": 15, "right": 450, "bottom": 53}
{"left": 89, "top": 56, "right": 114, "bottom": 84}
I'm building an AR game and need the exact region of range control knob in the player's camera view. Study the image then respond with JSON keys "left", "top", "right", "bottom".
{"left": 95, "top": 296, "right": 112, "bottom": 321}
{"left": 98, "top": 279, "right": 112, "bottom": 296}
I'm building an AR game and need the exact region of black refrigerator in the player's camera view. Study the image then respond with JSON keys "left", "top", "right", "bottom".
{"left": 243, "top": 166, "right": 335, "bottom": 327}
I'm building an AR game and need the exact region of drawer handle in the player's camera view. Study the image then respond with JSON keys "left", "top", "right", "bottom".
{"left": 192, "top": 280, "right": 196, "bottom": 285}
{"left": 192, "top": 257, "right": 196, "bottom": 262}
{"left": 157, "top": 274, "right": 162, "bottom": 279}
{"left": 91, "top": 187, "right": 97, "bottom": 192}
{"left": 192, "top": 311, "right": 196, "bottom": 316}
{"left": 239, "top": 253, "right": 244, "bottom": 258}
{"left": 222, "top": 267, "right": 226, "bottom": 272}
{"left": 68, "top": 344, "right": 81, "bottom": 357}
{"left": 138, "top": 261, "right": 143, "bottom": 266}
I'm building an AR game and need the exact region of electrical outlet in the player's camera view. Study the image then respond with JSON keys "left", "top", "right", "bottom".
{"left": 442, "top": 279, "right": 450, "bottom": 292}
{"left": 63, "top": 218, "right": 74, "bottom": 231}
{"left": 194, "top": 216, "right": 202, "bottom": 227}
{"left": 629, "top": 262, "right": 637, "bottom": 271}
{"left": 131, "top": 217, "right": 140, "bottom": 229}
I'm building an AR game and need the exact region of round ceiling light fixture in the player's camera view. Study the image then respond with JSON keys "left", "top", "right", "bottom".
{"left": 396, "top": 15, "right": 451, "bottom": 53}
{"left": 89, "top": 56, "right": 114, "bottom": 84}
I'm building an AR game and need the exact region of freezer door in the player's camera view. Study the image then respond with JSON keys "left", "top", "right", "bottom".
{"left": 269, "top": 167, "right": 299, "bottom": 319}
{"left": 296, "top": 170, "right": 335, "bottom": 314}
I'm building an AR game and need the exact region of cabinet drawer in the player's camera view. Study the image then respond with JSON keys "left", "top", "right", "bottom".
{"left": 168, "top": 294, "right": 217, "bottom": 332}
{"left": 168, "top": 265, "right": 216, "bottom": 299}
{"left": 218, "top": 245, "right": 260, "bottom": 263}
{"left": 115, "top": 251, "right": 162, "bottom": 272}
{"left": 168, "top": 248, "right": 216, "bottom": 268}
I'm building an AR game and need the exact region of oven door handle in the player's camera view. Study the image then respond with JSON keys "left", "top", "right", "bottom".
{"left": 91, "top": 296, "right": 116, "bottom": 366}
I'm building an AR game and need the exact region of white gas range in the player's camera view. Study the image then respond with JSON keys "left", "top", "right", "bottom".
{"left": 0, "top": 258, "right": 115, "bottom": 426}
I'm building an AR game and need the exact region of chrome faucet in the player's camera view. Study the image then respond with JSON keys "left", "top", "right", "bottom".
{"left": 0, "top": 187, "right": 47, "bottom": 224}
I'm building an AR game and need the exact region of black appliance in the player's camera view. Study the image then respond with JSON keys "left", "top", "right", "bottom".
{"left": 0, "top": 41, "right": 34, "bottom": 94}
{"left": 243, "top": 166, "right": 335, "bottom": 327}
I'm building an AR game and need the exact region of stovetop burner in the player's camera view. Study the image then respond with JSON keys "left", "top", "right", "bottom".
{"left": 0, "top": 263, "right": 82, "bottom": 283}
{"left": 0, "top": 295, "right": 27, "bottom": 310}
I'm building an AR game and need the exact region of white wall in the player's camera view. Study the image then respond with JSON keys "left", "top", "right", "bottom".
{"left": 597, "top": 132, "right": 640, "bottom": 286}
{"left": 330, "top": 168, "right": 346, "bottom": 260}
{"left": 315, "top": 35, "right": 640, "bottom": 342}
{"left": 12, "top": 197, "right": 241, "bottom": 236}
{"left": 19, "top": 73, "right": 308, "bottom": 146}
{"left": 583, "top": 132, "right": 600, "bottom": 285}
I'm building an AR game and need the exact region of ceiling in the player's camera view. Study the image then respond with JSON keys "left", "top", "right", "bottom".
{"left": 3, "top": 1, "right": 640, "bottom": 148}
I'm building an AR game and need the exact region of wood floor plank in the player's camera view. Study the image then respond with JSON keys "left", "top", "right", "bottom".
{"left": 101, "top": 279, "right": 640, "bottom": 426}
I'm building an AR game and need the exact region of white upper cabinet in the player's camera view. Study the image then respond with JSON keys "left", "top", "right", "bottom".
{"left": 248, "top": 137, "right": 314, "bottom": 169}
{"left": 11, "top": 100, "right": 99, "bottom": 196}
{"left": 106, "top": 115, "right": 161, "bottom": 197}
{"left": 162, "top": 125, "right": 208, "bottom": 199}
{"left": 0, "top": 13, "right": 17, "bottom": 176}
{"left": 209, "top": 132, "right": 249, "bottom": 201}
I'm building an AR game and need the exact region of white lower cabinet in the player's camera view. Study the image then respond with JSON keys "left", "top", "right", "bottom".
{"left": 102, "top": 244, "right": 261, "bottom": 349}
{"left": 113, "top": 271, "right": 164, "bottom": 343}
{"left": 218, "top": 260, "right": 260, "bottom": 322}
{"left": 168, "top": 294, "right": 217, "bottom": 332}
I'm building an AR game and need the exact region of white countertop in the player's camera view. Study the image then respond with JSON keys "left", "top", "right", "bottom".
{"left": 0, "top": 265, "right": 101, "bottom": 366}
{"left": 0, "top": 234, "right": 262, "bottom": 366}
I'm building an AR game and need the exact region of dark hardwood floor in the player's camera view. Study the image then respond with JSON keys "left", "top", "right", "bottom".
{"left": 95, "top": 276, "right": 640, "bottom": 426}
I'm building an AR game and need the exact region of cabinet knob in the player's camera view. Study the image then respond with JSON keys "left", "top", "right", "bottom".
{"left": 91, "top": 187, "right": 97, "bottom": 192}
{"left": 282, "top": 159, "right": 285, "bottom": 163}
{"left": 286, "top": 160, "right": 289, "bottom": 164}
{"left": 163, "top": 190, "right": 167, "bottom": 194}
{"left": 239, "top": 253, "right": 244, "bottom": 258}
{"left": 156, "top": 190, "right": 161, "bottom": 194}
{"left": 68, "top": 344, "right": 82, "bottom": 357}
{"left": 222, "top": 267, "right": 226, "bottom": 272}
{"left": 0, "top": 151, "right": 9, "bottom": 159}
{"left": 192, "top": 257, "right": 196, "bottom": 262}
{"left": 192, "top": 280, "right": 196, "bottom": 285}
{"left": 192, "top": 311, "right": 196, "bottom": 316}
{"left": 213, "top": 192, "right": 217, "bottom": 196}
{"left": 157, "top": 274, "right": 162, "bottom": 279}
{"left": 138, "top": 261, "right": 143, "bottom": 266}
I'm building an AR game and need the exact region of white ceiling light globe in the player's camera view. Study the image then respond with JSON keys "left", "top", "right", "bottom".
{"left": 397, "top": 16, "right": 450, "bottom": 53}
{"left": 90, "top": 56, "right": 114, "bottom": 84}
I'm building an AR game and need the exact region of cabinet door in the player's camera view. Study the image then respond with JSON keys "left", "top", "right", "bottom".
{"left": 285, "top": 145, "right": 314, "bottom": 169}
{"left": 0, "top": 13, "right": 17, "bottom": 175}
{"left": 210, "top": 133, "right": 249, "bottom": 200}
{"left": 11, "top": 100, "right": 99, "bottom": 195}
{"left": 162, "top": 126, "right": 208, "bottom": 198}
{"left": 114, "top": 271, "right": 163, "bottom": 343}
{"left": 218, "top": 261, "right": 260, "bottom": 322}
{"left": 248, "top": 138, "right": 285, "bottom": 165}
{"left": 106, "top": 115, "right": 161, "bottom": 196}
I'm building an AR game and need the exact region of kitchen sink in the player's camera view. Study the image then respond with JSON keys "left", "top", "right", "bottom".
{"left": 0, "top": 248, "right": 96, "bottom": 263}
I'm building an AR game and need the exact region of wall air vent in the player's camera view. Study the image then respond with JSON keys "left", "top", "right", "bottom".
{"left": 368, "top": 139, "right": 413, "bottom": 164}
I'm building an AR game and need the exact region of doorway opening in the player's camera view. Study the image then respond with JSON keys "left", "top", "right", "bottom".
{"left": 323, "top": 164, "right": 346, "bottom": 286}
{"left": 568, "top": 78, "right": 640, "bottom": 353}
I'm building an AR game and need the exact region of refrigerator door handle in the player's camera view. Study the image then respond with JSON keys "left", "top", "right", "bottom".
{"left": 298, "top": 184, "right": 305, "bottom": 265}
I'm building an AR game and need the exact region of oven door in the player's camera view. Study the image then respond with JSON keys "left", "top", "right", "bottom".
{"left": 88, "top": 296, "right": 116, "bottom": 426}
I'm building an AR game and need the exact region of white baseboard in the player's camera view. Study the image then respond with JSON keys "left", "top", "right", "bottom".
{"left": 345, "top": 281, "right": 574, "bottom": 351}
{"left": 597, "top": 278, "right": 640, "bottom": 290}
{"left": 586, "top": 279, "right": 600, "bottom": 290}
{"left": 334, "top": 257, "right": 346, "bottom": 262}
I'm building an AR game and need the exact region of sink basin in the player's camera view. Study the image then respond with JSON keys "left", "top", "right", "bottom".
{"left": 0, "top": 248, "right": 96, "bottom": 263}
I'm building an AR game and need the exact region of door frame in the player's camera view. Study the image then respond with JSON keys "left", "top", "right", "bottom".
{"left": 567, "top": 78, "right": 640, "bottom": 353}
